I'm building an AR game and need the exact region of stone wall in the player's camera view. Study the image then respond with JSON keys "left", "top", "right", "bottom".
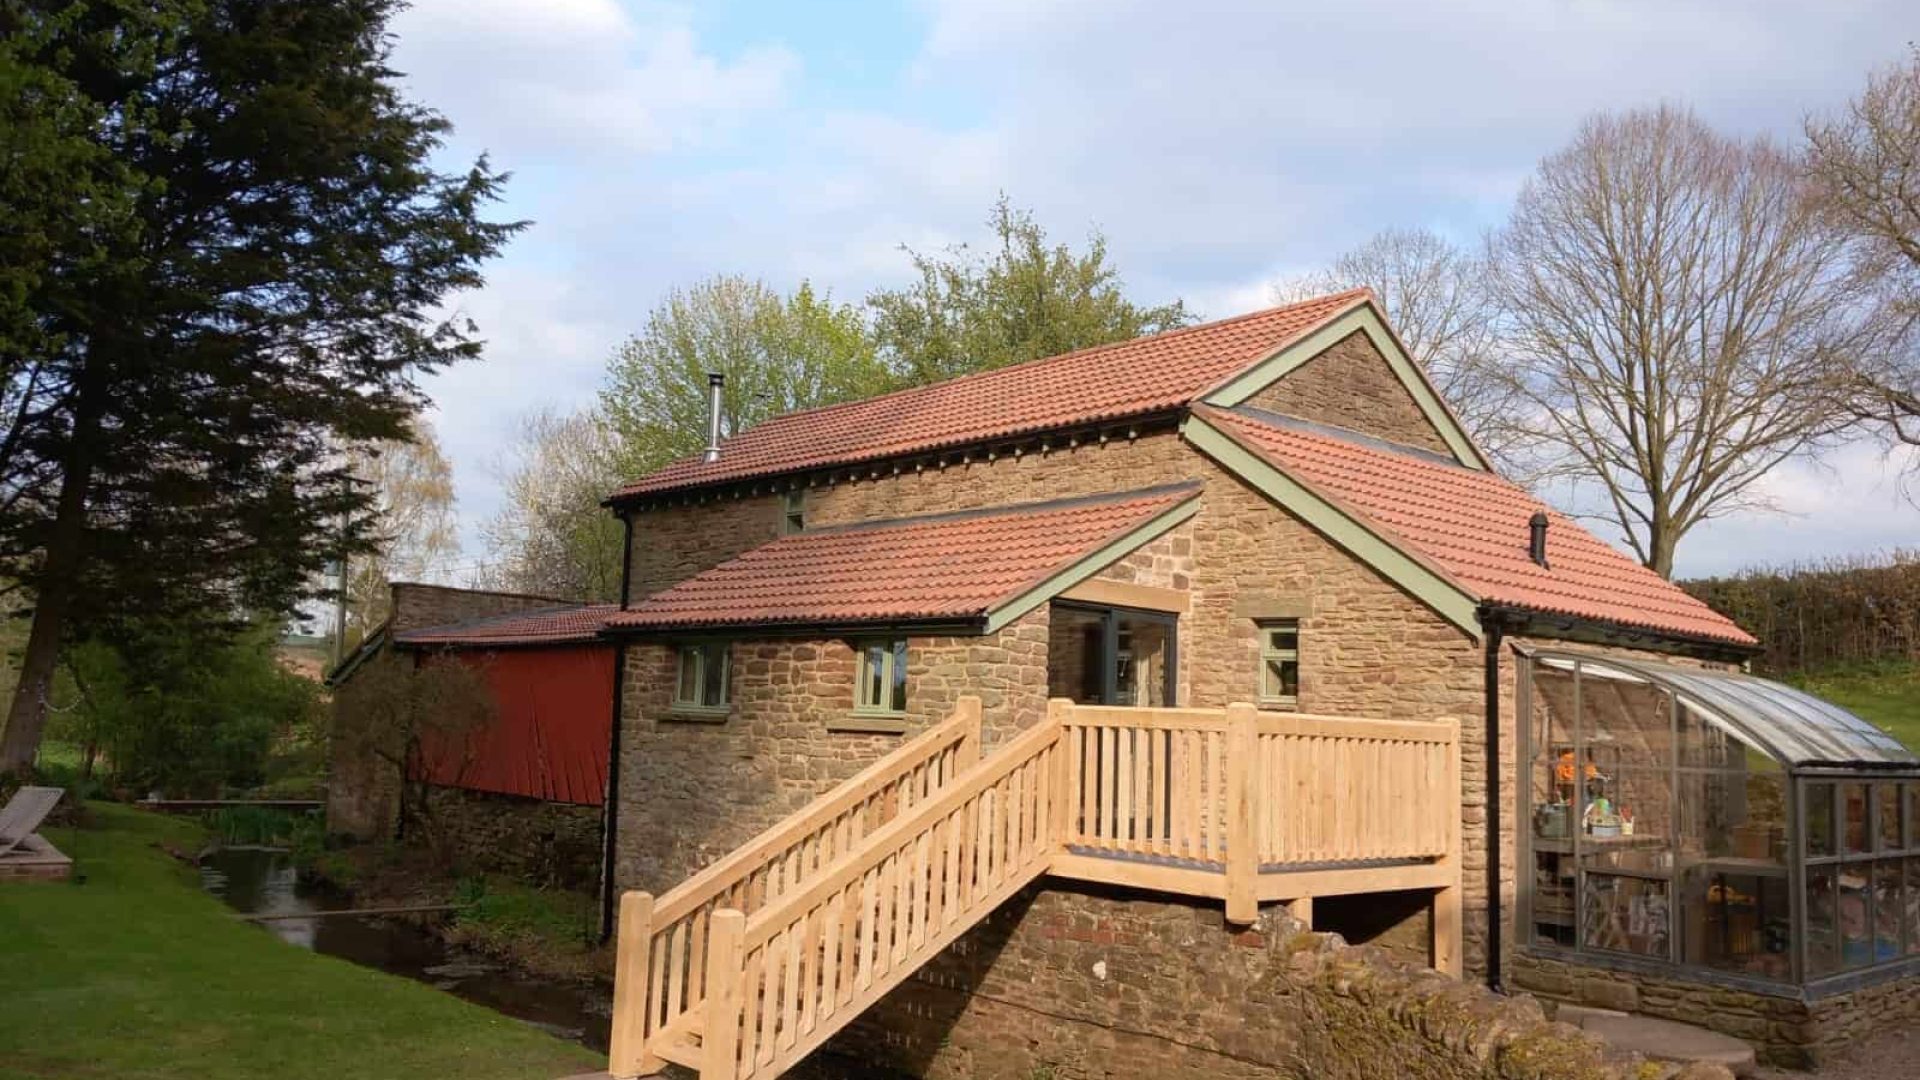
{"left": 820, "top": 881, "right": 1728, "bottom": 1080}
{"left": 416, "top": 784, "right": 603, "bottom": 890}
{"left": 612, "top": 609, "right": 1054, "bottom": 894}
{"left": 626, "top": 495, "right": 785, "bottom": 601}
{"left": 325, "top": 649, "right": 408, "bottom": 840}
{"left": 388, "top": 581, "right": 573, "bottom": 634}
{"left": 1514, "top": 949, "right": 1920, "bottom": 1069}
{"left": 1240, "top": 329, "right": 1455, "bottom": 456}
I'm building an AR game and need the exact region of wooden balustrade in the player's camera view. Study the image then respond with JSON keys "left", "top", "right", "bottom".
{"left": 703, "top": 717, "right": 1066, "bottom": 1080}
{"left": 1251, "top": 712, "right": 1460, "bottom": 868}
{"left": 608, "top": 697, "right": 983, "bottom": 1078}
{"left": 609, "top": 699, "right": 1463, "bottom": 1078}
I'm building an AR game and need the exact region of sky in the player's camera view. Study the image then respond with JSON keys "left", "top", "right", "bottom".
{"left": 385, "top": 0, "right": 1920, "bottom": 583}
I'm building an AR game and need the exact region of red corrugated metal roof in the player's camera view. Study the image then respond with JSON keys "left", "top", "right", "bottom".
{"left": 1198, "top": 406, "right": 1755, "bottom": 647}
{"left": 395, "top": 604, "right": 620, "bottom": 648}
{"left": 608, "top": 290, "right": 1372, "bottom": 501}
{"left": 607, "top": 484, "right": 1200, "bottom": 631}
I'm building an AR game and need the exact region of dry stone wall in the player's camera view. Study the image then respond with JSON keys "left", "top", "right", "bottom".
{"left": 416, "top": 784, "right": 602, "bottom": 890}
{"left": 1514, "top": 949, "right": 1920, "bottom": 1069}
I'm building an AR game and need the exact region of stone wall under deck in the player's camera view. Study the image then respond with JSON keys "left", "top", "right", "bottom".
{"left": 817, "top": 881, "right": 1729, "bottom": 1080}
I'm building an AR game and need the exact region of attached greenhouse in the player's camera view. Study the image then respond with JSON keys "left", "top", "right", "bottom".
{"left": 1518, "top": 651, "right": 1920, "bottom": 991}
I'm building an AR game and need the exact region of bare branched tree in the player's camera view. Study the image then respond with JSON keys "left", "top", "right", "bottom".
{"left": 342, "top": 423, "right": 458, "bottom": 645}
{"left": 1274, "top": 228, "right": 1523, "bottom": 461}
{"left": 1491, "top": 105, "right": 1871, "bottom": 578}
{"left": 1805, "top": 49, "right": 1920, "bottom": 451}
{"left": 478, "top": 407, "right": 626, "bottom": 601}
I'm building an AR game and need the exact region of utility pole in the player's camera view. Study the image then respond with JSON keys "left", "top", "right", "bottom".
{"left": 332, "top": 472, "right": 354, "bottom": 667}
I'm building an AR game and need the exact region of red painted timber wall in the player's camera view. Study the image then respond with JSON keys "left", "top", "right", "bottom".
{"left": 411, "top": 645, "right": 615, "bottom": 806}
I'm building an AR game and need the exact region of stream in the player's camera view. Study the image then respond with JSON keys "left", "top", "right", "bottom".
{"left": 198, "top": 847, "right": 612, "bottom": 1052}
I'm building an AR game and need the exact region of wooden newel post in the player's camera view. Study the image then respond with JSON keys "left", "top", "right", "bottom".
{"left": 701, "top": 909, "right": 748, "bottom": 1080}
{"left": 607, "top": 891, "right": 655, "bottom": 1078}
{"left": 1048, "top": 698, "right": 1073, "bottom": 848}
{"left": 956, "top": 694, "right": 984, "bottom": 764}
{"left": 1225, "top": 702, "right": 1258, "bottom": 925}
{"left": 1432, "top": 716, "right": 1464, "bottom": 977}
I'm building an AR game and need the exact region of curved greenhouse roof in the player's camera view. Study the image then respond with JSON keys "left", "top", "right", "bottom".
{"left": 1536, "top": 653, "right": 1919, "bottom": 770}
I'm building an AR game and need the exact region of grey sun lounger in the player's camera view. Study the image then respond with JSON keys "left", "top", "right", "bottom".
{"left": 0, "top": 785, "right": 63, "bottom": 858}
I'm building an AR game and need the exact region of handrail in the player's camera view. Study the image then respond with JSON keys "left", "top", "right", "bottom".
{"left": 608, "top": 696, "right": 982, "bottom": 1077}
{"left": 610, "top": 699, "right": 1465, "bottom": 1079}
{"left": 653, "top": 699, "right": 982, "bottom": 926}
{"left": 703, "top": 710, "right": 1068, "bottom": 1079}
{"left": 743, "top": 714, "right": 1065, "bottom": 947}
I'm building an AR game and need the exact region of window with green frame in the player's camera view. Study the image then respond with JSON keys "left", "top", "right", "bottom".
{"left": 1259, "top": 620, "right": 1299, "bottom": 707}
{"left": 673, "top": 642, "right": 730, "bottom": 711}
{"left": 856, "top": 638, "right": 908, "bottom": 714}
{"left": 783, "top": 488, "right": 805, "bottom": 535}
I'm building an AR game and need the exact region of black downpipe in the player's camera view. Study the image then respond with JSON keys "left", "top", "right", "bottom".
{"left": 599, "top": 639, "right": 628, "bottom": 942}
{"left": 1483, "top": 611, "right": 1506, "bottom": 993}
{"left": 601, "top": 512, "right": 635, "bottom": 941}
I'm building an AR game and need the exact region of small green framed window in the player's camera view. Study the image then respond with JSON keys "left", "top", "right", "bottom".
{"left": 674, "top": 642, "right": 730, "bottom": 711}
{"left": 856, "top": 638, "right": 908, "bottom": 714}
{"left": 1259, "top": 621, "right": 1299, "bottom": 707}
{"left": 783, "top": 489, "right": 806, "bottom": 535}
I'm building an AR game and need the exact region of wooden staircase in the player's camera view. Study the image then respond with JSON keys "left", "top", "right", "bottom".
{"left": 608, "top": 697, "right": 1462, "bottom": 1080}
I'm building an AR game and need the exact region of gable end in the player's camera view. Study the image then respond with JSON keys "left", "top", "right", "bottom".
{"left": 1200, "top": 302, "right": 1490, "bottom": 471}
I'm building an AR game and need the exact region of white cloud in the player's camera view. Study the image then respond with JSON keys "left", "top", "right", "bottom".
{"left": 392, "top": 0, "right": 796, "bottom": 157}
{"left": 385, "top": 0, "right": 1918, "bottom": 577}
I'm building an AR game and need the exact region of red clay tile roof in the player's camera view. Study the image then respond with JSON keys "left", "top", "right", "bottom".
{"left": 395, "top": 604, "right": 620, "bottom": 648}
{"left": 607, "top": 484, "right": 1200, "bottom": 631}
{"left": 609, "top": 290, "right": 1372, "bottom": 501}
{"left": 1198, "top": 406, "right": 1756, "bottom": 647}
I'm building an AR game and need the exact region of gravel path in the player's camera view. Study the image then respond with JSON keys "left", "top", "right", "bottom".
{"left": 1753, "top": 1025, "right": 1920, "bottom": 1079}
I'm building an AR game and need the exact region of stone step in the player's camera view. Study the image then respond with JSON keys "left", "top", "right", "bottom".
{"left": 1558, "top": 1004, "right": 1758, "bottom": 1077}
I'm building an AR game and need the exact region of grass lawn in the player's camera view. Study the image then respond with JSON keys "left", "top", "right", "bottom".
{"left": 1785, "top": 660, "right": 1920, "bottom": 753}
{"left": 0, "top": 802, "right": 600, "bottom": 1080}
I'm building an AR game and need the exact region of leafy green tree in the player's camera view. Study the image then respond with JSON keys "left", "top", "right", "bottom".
{"left": 600, "top": 277, "right": 887, "bottom": 475}
{"left": 0, "top": 0, "right": 519, "bottom": 772}
{"left": 56, "top": 620, "right": 325, "bottom": 796}
{"left": 869, "top": 196, "right": 1193, "bottom": 383}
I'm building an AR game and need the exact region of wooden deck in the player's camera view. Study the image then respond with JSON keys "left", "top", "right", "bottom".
{"left": 608, "top": 697, "right": 1463, "bottom": 1080}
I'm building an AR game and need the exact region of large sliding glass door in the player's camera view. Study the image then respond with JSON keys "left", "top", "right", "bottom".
{"left": 1047, "top": 601, "right": 1177, "bottom": 707}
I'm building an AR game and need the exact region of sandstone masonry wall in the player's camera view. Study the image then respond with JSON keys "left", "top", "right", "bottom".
{"left": 1241, "top": 329, "right": 1456, "bottom": 456}
{"left": 626, "top": 494, "right": 784, "bottom": 600}
{"left": 613, "top": 608, "right": 1054, "bottom": 894}
{"left": 821, "top": 882, "right": 1728, "bottom": 1080}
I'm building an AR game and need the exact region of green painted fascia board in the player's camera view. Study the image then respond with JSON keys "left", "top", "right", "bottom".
{"left": 983, "top": 496, "right": 1201, "bottom": 633}
{"left": 1181, "top": 414, "right": 1484, "bottom": 640}
{"left": 1201, "top": 304, "right": 1490, "bottom": 471}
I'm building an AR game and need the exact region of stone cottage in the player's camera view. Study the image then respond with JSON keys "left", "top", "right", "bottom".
{"left": 596, "top": 289, "right": 1920, "bottom": 1074}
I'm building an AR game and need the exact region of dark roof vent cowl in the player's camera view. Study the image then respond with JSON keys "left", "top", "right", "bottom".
{"left": 703, "top": 372, "right": 725, "bottom": 464}
{"left": 1528, "top": 511, "right": 1550, "bottom": 570}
